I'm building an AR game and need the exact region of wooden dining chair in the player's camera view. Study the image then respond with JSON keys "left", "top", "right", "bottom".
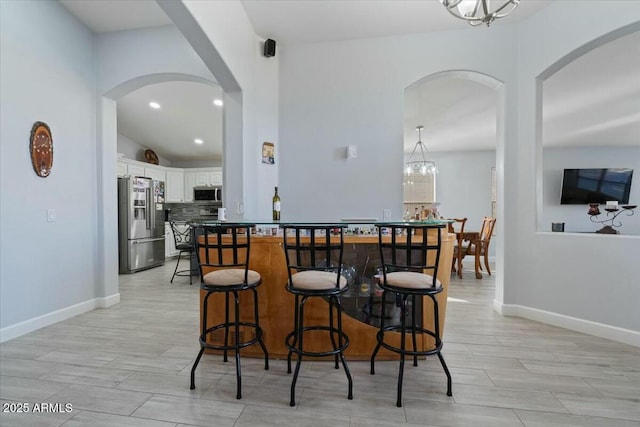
{"left": 447, "top": 218, "right": 468, "bottom": 278}
{"left": 465, "top": 217, "right": 496, "bottom": 279}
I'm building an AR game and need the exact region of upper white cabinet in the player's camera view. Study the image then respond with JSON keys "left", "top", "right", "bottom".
{"left": 144, "top": 166, "right": 165, "bottom": 183}
{"left": 117, "top": 159, "right": 152, "bottom": 179}
{"left": 127, "top": 163, "right": 146, "bottom": 178}
{"left": 184, "top": 167, "right": 222, "bottom": 202}
{"left": 117, "top": 160, "right": 220, "bottom": 203}
{"left": 166, "top": 170, "right": 185, "bottom": 202}
{"left": 183, "top": 172, "right": 195, "bottom": 202}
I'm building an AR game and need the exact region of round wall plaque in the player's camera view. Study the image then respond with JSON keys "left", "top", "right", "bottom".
{"left": 30, "top": 121, "right": 53, "bottom": 178}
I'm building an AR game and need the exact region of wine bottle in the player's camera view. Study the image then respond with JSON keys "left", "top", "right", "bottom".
{"left": 272, "top": 186, "right": 281, "bottom": 221}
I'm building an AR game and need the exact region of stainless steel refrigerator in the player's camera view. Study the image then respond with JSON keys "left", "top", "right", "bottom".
{"left": 118, "top": 177, "right": 165, "bottom": 273}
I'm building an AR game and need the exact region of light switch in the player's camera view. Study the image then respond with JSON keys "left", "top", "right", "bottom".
{"left": 47, "top": 208, "right": 56, "bottom": 222}
{"left": 346, "top": 145, "right": 357, "bottom": 159}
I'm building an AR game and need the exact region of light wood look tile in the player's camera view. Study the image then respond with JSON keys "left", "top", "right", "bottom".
{"left": 1, "top": 261, "right": 639, "bottom": 426}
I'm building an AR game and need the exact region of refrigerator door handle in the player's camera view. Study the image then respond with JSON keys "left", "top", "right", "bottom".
{"left": 146, "top": 187, "right": 152, "bottom": 230}
{"left": 132, "top": 237, "right": 165, "bottom": 243}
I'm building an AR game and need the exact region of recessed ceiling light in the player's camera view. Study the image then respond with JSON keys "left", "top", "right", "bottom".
{"left": 149, "top": 102, "right": 161, "bottom": 109}
{"left": 194, "top": 138, "right": 203, "bottom": 144}
{"left": 213, "top": 99, "right": 223, "bottom": 107}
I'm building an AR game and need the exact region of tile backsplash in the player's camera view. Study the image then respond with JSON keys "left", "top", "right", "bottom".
{"left": 165, "top": 203, "right": 220, "bottom": 222}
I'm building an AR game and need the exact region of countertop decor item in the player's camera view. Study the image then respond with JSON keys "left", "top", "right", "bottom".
{"left": 144, "top": 149, "right": 159, "bottom": 165}
{"left": 29, "top": 121, "right": 53, "bottom": 178}
{"left": 588, "top": 203, "right": 636, "bottom": 234}
{"left": 440, "top": 0, "right": 520, "bottom": 27}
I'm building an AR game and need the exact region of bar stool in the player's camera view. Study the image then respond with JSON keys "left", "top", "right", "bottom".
{"left": 189, "top": 224, "right": 269, "bottom": 399}
{"left": 370, "top": 223, "right": 452, "bottom": 407}
{"left": 281, "top": 224, "right": 353, "bottom": 407}
{"left": 169, "top": 221, "right": 195, "bottom": 285}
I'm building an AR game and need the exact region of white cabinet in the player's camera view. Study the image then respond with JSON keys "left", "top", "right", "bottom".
{"left": 184, "top": 167, "right": 222, "bottom": 202}
{"left": 117, "top": 160, "right": 147, "bottom": 178}
{"left": 209, "top": 170, "right": 223, "bottom": 185}
{"left": 166, "top": 170, "right": 185, "bottom": 202}
{"left": 127, "top": 163, "right": 146, "bottom": 177}
{"left": 183, "top": 172, "right": 195, "bottom": 202}
{"left": 117, "top": 161, "right": 220, "bottom": 204}
{"left": 117, "top": 162, "right": 128, "bottom": 177}
{"left": 145, "top": 166, "right": 166, "bottom": 183}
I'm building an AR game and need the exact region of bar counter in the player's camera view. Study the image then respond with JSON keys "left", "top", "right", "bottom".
{"left": 197, "top": 223, "right": 455, "bottom": 360}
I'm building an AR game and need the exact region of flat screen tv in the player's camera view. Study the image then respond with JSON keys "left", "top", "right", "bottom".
{"left": 560, "top": 168, "right": 633, "bottom": 205}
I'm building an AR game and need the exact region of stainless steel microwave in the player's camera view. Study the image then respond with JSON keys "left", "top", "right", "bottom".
{"left": 193, "top": 186, "right": 222, "bottom": 202}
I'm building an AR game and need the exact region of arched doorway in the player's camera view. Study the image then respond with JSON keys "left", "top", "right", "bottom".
{"left": 404, "top": 70, "right": 506, "bottom": 305}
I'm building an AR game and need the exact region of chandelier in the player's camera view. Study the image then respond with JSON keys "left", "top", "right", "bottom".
{"left": 405, "top": 126, "right": 438, "bottom": 176}
{"left": 440, "top": 0, "right": 520, "bottom": 27}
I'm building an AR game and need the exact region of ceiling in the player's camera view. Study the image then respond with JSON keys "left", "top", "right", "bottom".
{"left": 60, "top": 0, "right": 639, "bottom": 161}
{"left": 117, "top": 81, "right": 223, "bottom": 163}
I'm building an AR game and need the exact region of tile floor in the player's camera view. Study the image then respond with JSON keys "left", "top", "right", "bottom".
{"left": 1, "top": 262, "right": 639, "bottom": 426}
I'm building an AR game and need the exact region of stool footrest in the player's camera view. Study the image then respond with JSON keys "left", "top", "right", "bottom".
{"left": 285, "top": 326, "right": 350, "bottom": 358}
{"left": 200, "top": 322, "right": 264, "bottom": 352}
{"left": 376, "top": 326, "right": 443, "bottom": 356}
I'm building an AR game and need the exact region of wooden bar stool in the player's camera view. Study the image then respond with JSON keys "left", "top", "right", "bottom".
{"left": 281, "top": 224, "right": 353, "bottom": 406}
{"left": 189, "top": 224, "right": 269, "bottom": 399}
{"left": 371, "top": 223, "right": 452, "bottom": 407}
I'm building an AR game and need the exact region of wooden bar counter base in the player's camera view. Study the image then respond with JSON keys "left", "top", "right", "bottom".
{"left": 199, "top": 230, "right": 454, "bottom": 360}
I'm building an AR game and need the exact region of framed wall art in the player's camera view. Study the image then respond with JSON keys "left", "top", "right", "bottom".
{"left": 262, "top": 142, "right": 275, "bottom": 164}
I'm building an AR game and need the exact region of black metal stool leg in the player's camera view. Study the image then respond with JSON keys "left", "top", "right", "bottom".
{"left": 290, "top": 296, "right": 306, "bottom": 407}
{"left": 233, "top": 290, "right": 242, "bottom": 399}
{"left": 396, "top": 295, "right": 407, "bottom": 407}
{"left": 190, "top": 291, "right": 211, "bottom": 389}
{"left": 336, "top": 296, "right": 353, "bottom": 400}
{"left": 433, "top": 296, "right": 452, "bottom": 396}
{"left": 253, "top": 288, "right": 269, "bottom": 371}
{"left": 411, "top": 295, "right": 418, "bottom": 367}
{"left": 171, "top": 251, "right": 183, "bottom": 283}
{"left": 287, "top": 295, "right": 299, "bottom": 374}
{"left": 223, "top": 292, "right": 230, "bottom": 363}
{"left": 370, "top": 290, "right": 387, "bottom": 375}
{"left": 329, "top": 297, "right": 339, "bottom": 369}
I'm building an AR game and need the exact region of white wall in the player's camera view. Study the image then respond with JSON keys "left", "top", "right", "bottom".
{"left": 117, "top": 134, "right": 172, "bottom": 166}
{"left": 542, "top": 146, "right": 640, "bottom": 235}
{"left": 277, "top": 3, "right": 640, "bottom": 343}
{"left": 278, "top": 28, "right": 515, "bottom": 222}
{"left": 512, "top": 2, "right": 640, "bottom": 340}
{"left": 431, "top": 150, "right": 497, "bottom": 257}
{"left": 180, "top": 0, "right": 280, "bottom": 220}
{"left": 0, "top": 0, "right": 98, "bottom": 338}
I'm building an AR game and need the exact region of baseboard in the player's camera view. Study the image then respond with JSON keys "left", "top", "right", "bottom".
{"left": 0, "top": 293, "right": 120, "bottom": 343}
{"left": 96, "top": 293, "right": 120, "bottom": 308}
{"left": 497, "top": 301, "right": 640, "bottom": 348}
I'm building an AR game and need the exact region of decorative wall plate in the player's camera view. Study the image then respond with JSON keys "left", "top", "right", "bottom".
{"left": 30, "top": 121, "right": 53, "bottom": 177}
{"left": 145, "top": 149, "right": 159, "bottom": 165}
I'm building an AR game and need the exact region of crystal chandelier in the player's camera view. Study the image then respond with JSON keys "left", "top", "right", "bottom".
{"left": 440, "top": 0, "right": 520, "bottom": 27}
{"left": 405, "top": 126, "right": 438, "bottom": 176}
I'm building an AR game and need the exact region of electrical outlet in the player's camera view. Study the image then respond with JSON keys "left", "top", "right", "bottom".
{"left": 383, "top": 209, "right": 391, "bottom": 220}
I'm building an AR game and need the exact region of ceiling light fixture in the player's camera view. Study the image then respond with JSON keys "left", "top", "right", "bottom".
{"left": 149, "top": 101, "right": 161, "bottom": 109}
{"left": 405, "top": 126, "right": 438, "bottom": 176}
{"left": 440, "top": 0, "right": 520, "bottom": 27}
{"left": 213, "top": 99, "right": 223, "bottom": 107}
{"left": 194, "top": 138, "right": 203, "bottom": 144}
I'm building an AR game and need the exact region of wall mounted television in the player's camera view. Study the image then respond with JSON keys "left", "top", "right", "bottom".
{"left": 560, "top": 168, "right": 633, "bottom": 205}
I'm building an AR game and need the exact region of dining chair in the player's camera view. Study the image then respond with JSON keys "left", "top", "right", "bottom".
{"left": 465, "top": 216, "right": 496, "bottom": 279}
{"left": 447, "top": 218, "right": 468, "bottom": 278}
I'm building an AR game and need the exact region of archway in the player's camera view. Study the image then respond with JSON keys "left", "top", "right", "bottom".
{"left": 404, "top": 70, "right": 506, "bottom": 306}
